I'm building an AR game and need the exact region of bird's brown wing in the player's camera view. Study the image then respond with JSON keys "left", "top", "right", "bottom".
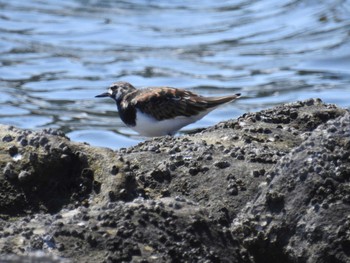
{"left": 131, "top": 87, "right": 240, "bottom": 121}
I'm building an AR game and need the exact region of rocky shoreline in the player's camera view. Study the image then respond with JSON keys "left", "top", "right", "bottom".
{"left": 0, "top": 99, "right": 349, "bottom": 263}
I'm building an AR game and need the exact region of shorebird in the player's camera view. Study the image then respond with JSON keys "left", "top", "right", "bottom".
{"left": 96, "top": 81, "right": 240, "bottom": 137}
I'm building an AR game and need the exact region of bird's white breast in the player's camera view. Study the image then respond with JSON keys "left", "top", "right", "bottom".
{"left": 131, "top": 109, "right": 211, "bottom": 137}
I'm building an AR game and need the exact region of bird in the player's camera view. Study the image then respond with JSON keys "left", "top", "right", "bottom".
{"left": 95, "top": 81, "right": 240, "bottom": 137}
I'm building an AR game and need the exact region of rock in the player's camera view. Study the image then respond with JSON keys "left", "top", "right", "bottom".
{"left": 0, "top": 253, "right": 68, "bottom": 263}
{"left": 2, "top": 134, "right": 13, "bottom": 142}
{"left": 18, "top": 171, "right": 32, "bottom": 183}
{"left": 3, "top": 162, "right": 17, "bottom": 179}
{"left": 0, "top": 99, "right": 349, "bottom": 263}
{"left": 7, "top": 145, "right": 18, "bottom": 156}
{"left": 232, "top": 111, "right": 350, "bottom": 263}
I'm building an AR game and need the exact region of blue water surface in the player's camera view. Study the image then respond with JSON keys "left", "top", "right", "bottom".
{"left": 1, "top": 0, "right": 350, "bottom": 149}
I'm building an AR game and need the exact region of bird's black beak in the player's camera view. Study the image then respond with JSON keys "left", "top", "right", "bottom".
{"left": 95, "top": 92, "right": 110, "bottom": 98}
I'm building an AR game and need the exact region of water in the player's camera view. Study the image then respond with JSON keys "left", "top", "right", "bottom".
{"left": 1, "top": 0, "right": 350, "bottom": 149}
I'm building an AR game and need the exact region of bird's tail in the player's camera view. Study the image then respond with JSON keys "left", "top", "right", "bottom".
{"left": 204, "top": 93, "right": 241, "bottom": 108}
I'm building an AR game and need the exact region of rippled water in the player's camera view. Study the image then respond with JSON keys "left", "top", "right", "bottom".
{"left": 1, "top": 0, "right": 350, "bottom": 149}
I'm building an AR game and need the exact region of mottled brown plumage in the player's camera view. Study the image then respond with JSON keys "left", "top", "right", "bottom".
{"left": 96, "top": 81, "right": 241, "bottom": 136}
{"left": 128, "top": 87, "right": 240, "bottom": 121}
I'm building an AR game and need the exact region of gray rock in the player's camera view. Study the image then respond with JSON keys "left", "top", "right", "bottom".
{"left": 0, "top": 99, "right": 349, "bottom": 263}
{"left": 232, "top": 111, "right": 350, "bottom": 263}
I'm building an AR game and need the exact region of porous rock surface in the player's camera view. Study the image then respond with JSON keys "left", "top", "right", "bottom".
{"left": 0, "top": 99, "right": 349, "bottom": 263}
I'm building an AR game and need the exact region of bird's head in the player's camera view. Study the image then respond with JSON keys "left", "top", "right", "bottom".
{"left": 95, "top": 81, "right": 136, "bottom": 101}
